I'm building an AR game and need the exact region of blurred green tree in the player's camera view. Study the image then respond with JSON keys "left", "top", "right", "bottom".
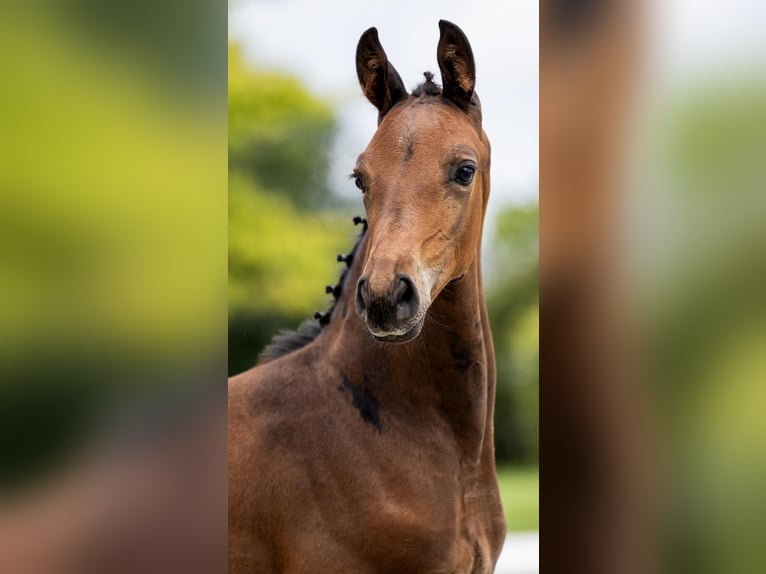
{"left": 229, "top": 44, "right": 337, "bottom": 209}
{"left": 486, "top": 203, "right": 539, "bottom": 463}
{"left": 228, "top": 43, "right": 352, "bottom": 375}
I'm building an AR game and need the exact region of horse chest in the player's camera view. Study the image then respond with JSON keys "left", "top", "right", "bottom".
{"left": 363, "top": 494, "right": 496, "bottom": 574}
{"left": 302, "top": 440, "right": 497, "bottom": 573}
{"left": 303, "top": 483, "right": 490, "bottom": 574}
{"left": 305, "top": 372, "right": 500, "bottom": 572}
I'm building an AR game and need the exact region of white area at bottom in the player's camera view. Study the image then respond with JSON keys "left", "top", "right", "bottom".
{"left": 494, "top": 531, "right": 539, "bottom": 574}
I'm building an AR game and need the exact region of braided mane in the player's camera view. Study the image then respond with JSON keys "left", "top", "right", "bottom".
{"left": 257, "top": 217, "right": 367, "bottom": 364}
{"left": 411, "top": 71, "right": 442, "bottom": 97}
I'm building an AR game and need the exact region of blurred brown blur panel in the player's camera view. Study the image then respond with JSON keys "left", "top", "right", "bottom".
{"left": 540, "top": 1, "right": 654, "bottom": 572}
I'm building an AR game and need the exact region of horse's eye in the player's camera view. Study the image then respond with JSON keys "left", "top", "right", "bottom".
{"left": 455, "top": 164, "right": 476, "bottom": 185}
{"left": 353, "top": 175, "right": 366, "bottom": 192}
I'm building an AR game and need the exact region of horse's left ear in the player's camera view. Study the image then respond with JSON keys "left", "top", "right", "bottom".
{"left": 356, "top": 27, "right": 407, "bottom": 123}
{"left": 436, "top": 20, "right": 476, "bottom": 112}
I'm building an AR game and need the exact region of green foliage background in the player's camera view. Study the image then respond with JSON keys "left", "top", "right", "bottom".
{"left": 228, "top": 45, "right": 355, "bottom": 375}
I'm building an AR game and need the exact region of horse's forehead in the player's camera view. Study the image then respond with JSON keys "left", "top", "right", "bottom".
{"left": 372, "top": 100, "right": 478, "bottom": 151}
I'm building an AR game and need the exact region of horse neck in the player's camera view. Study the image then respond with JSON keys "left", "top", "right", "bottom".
{"left": 325, "top": 234, "right": 495, "bottom": 465}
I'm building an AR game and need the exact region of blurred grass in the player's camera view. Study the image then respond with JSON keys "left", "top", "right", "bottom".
{"left": 496, "top": 465, "right": 539, "bottom": 532}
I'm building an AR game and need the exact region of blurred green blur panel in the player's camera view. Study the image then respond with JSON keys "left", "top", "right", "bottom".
{"left": 641, "top": 80, "right": 766, "bottom": 573}
{"left": 0, "top": 2, "right": 226, "bottom": 489}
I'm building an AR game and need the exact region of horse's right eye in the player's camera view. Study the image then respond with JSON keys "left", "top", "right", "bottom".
{"left": 353, "top": 174, "right": 366, "bottom": 192}
{"left": 455, "top": 164, "right": 476, "bottom": 186}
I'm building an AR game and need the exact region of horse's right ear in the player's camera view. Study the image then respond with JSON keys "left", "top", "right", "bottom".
{"left": 356, "top": 27, "right": 407, "bottom": 123}
{"left": 436, "top": 20, "right": 476, "bottom": 112}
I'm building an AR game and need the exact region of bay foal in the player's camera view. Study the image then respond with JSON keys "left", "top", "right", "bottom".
{"left": 229, "top": 21, "right": 505, "bottom": 573}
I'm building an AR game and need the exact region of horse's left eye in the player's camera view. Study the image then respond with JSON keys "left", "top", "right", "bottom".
{"left": 455, "top": 165, "right": 476, "bottom": 185}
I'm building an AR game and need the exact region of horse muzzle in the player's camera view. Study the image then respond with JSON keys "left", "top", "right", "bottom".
{"left": 355, "top": 273, "right": 425, "bottom": 343}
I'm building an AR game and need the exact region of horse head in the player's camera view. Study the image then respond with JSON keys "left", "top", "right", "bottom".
{"left": 353, "top": 20, "right": 491, "bottom": 343}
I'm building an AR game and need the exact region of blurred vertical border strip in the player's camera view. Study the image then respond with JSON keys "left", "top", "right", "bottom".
{"left": 0, "top": 2, "right": 228, "bottom": 573}
{"left": 540, "top": 0, "right": 657, "bottom": 573}
{"left": 542, "top": 0, "right": 766, "bottom": 572}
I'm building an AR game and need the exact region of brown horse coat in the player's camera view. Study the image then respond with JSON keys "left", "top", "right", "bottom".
{"left": 229, "top": 21, "right": 505, "bottom": 573}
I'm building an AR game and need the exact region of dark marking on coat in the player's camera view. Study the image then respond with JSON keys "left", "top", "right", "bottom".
{"left": 450, "top": 336, "right": 475, "bottom": 373}
{"left": 398, "top": 123, "right": 415, "bottom": 163}
{"left": 338, "top": 374, "right": 382, "bottom": 432}
{"left": 404, "top": 138, "right": 415, "bottom": 162}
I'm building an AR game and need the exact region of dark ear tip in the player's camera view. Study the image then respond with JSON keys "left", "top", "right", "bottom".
{"left": 360, "top": 27, "right": 379, "bottom": 42}
{"left": 438, "top": 19, "right": 463, "bottom": 36}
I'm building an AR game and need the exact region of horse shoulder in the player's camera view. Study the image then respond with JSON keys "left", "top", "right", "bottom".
{"left": 228, "top": 359, "right": 323, "bottom": 572}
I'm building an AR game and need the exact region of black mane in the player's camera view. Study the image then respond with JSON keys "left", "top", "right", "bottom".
{"left": 411, "top": 71, "right": 442, "bottom": 97}
{"left": 257, "top": 218, "right": 367, "bottom": 364}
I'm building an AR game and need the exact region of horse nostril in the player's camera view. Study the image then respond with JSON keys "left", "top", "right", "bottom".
{"left": 392, "top": 275, "right": 419, "bottom": 322}
{"left": 355, "top": 277, "right": 370, "bottom": 316}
